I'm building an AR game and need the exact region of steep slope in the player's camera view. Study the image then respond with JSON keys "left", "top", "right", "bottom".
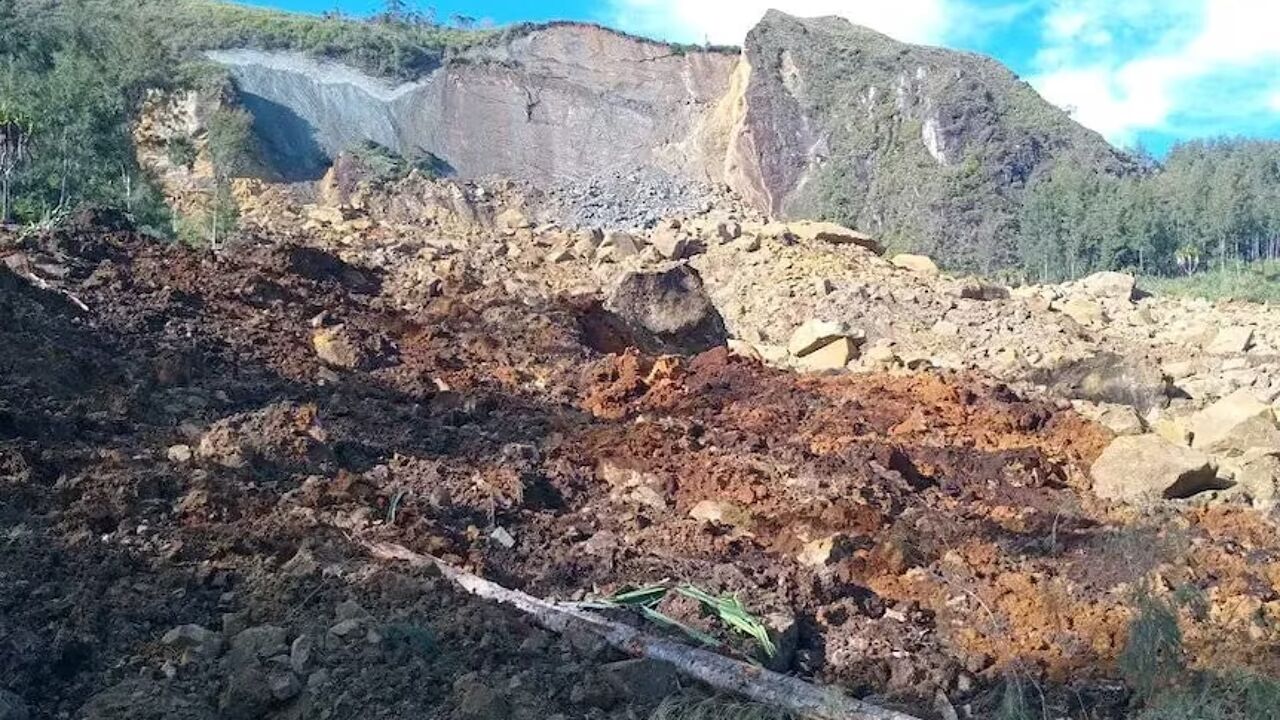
{"left": 199, "top": 8, "right": 1136, "bottom": 271}
{"left": 730, "top": 11, "right": 1134, "bottom": 270}
{"left": 211, "top": 24, "right": 738, "bottom": 183}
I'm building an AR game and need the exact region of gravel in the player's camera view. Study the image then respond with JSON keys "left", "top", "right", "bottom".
{"left": 527, "top": 166, "right": 720, "bottom": 231}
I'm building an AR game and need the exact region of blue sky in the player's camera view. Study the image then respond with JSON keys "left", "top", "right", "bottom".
{"left": 241, "top": 0, "right": 1280, "bottom": 155}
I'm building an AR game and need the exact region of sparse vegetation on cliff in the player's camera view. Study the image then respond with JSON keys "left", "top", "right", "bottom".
{"left": 104, "top": 0, "right": 492, "bottom": 79}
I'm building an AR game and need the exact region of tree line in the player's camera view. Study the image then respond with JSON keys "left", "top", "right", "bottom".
{"left": 1016, "top": 139, "right": 1280, "bottom": 282}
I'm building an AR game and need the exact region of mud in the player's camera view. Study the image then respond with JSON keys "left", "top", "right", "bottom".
{"left": 3, "top": 224, "right": 1280, "bottom": 719}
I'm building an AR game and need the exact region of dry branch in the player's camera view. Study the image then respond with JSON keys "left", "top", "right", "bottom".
{"left": 367, "top": 542, "right": 921, "bottom": 720}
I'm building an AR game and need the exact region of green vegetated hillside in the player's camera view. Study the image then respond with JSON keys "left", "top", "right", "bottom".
{"left": 744, "top": 11, "right": 1135, "bottom": 273}
{"left": 748, "top": 12, "right": 1280, "bottom": 282}
{"left": 0, "top": 0, "right": 492, "bottom": 228}
{"left": 97, "top": 0, "right": 492, "bottom": 79}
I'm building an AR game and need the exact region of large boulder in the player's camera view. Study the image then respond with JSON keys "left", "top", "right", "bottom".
{"left": 1059, "top": 297, "right": 1107, "bottom": 327}
{"left": 80, "top": 679, "right": 214, "bottom": 720}
{"left": 786, "top": 221, "right": 883, "bottom": 254}
{"left": 1040, "top": 353, "right": 1168, "bottom": 413}
{"left": 787, "top": 319, "right": 852, "bottom": 357}
{"left": 1226, "top": 449, "right": 1280, "bottom": 510}
{"left": 604, "top": 264, "right": 727, "bottom": 355}
{"left": 1188, "top": 389, "right": 1280, "bottom": 456}
{"left": 649, "top": 228, "right": 690, "bottom": 260}
{"left": 797, "top": 337, "right": 859, "bottom": 372}
{"left": 1205, "top": 326, "right": 1254, "bottom": 355}
{"left": 596, "top": 231, "right": 644, "bottom": 262}
{"left": 890, "top": 254, "right": 940, "bottom": 277}
{"left": 1091, "top": 435, "right": 1220, "bottom": 502}
{"left": 1078, "top": 271, "right": 1136, "bottom": 301}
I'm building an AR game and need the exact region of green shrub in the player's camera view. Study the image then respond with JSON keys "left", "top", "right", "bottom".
{"left": 1136, "top": 673, "right": 1280, "bottom": 720}
{"left": 92, "top": 0, "right": 494, "bottom": 80}
{"left": 348, "top": 141, "right": 450, "bottom": 183}
{"left": 166, "top": 136, "right": 198, "bottom": 170}
{"left": 1119, "top": 592, "right": 1185, "bottom": 701}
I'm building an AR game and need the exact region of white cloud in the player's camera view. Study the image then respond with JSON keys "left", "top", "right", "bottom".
{"left": 1270, "top": 92, "right": 1280, "bottom": 113}
{"left": 604, "top": 0, "right": 951, "bottom": 46}
{"left": 1029, "top": 0, "right": 1280, "bottom": 143}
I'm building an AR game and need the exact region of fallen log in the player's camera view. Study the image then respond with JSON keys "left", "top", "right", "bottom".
{"left": 366, "top": 542, "right": 921, "bottom": 720}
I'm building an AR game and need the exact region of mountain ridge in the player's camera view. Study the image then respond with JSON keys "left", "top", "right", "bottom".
{"left": 198, "top": 8, "right": 1135, "bottom": 270}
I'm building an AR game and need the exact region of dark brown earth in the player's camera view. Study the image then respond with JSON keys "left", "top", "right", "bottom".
{"left": 3, "top": 221, "right": 1280, "bottom": 719}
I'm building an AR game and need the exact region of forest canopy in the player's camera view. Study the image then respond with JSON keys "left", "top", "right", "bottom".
{"left": 1017, "top": 140, "right": 1280, "bottom": 282}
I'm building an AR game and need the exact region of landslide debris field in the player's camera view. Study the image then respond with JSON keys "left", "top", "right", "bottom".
{"left": 5, "top": 216, "right": 1280, "bottom": 720}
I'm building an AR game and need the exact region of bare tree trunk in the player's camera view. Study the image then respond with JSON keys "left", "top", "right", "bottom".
{"left": 368, "top": 542, "right": 922, "bottom": 720}
{"left": 1, "top": 172, "right": 9, "bottom": 225}
{"left": 210, "top": 186, "right": 219, "bottom": 250}
{"left": 59, "top": 131, "right": 69, "bottom": 209}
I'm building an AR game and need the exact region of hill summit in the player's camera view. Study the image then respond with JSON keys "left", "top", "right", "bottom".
{"left": 206, "top": 10, "right": 1133, "bottom": 270}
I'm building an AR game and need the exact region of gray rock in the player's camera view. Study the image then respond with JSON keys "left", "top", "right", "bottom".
{"left": 267, "top": 671, "right": 301, "bottom": 702}
{"left": 328, "top": 619, "right": 364, "bottom": 638}
{"left": 161, "top": 624, "right": 224, "bottom": 659}
{"left": 1189, "top": 389, "right": 1280, "bottom": 456}
{"left": 454, "top": 677, "right": 510, "bottom": 719}
{"left": 289, "top": 634, "right": 314, "bottom": 674}
{"left": 0, "top": 691, "right": 29, "bottom": 720}
{"left": 1042, "top": 352, "right": 1168, "bottom": 413}
{"left": 599, "top": 658, "right": 680, "bottom": 703}
{"left": 604, "top": 264, "right": 728, "bottom": 355}
{"left": 80, "top": 680, "right": 214, "bottom": 720}
{"left": 166, "top": 444, "right": 194, "bottom": 464}
{"left": 227, "top": 626, "right": 289, "bottom": 669}
{"left": 335, "top": 599, "right": 370, "bottom": 621}
{"left": 1091, "top": 435, "right": 1221, "bottom": 502}
{"left": 219, "top": 665, "right": 275, "bottom": 720}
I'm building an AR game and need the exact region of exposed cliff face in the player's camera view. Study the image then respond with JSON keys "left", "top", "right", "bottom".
{"left": 210, "top": 24, "right": 738, "bottom": 183}
{"left": 735, "top": 11, "right": 1135, "bottom": 269}
{"left": 209, "top": 13, "right": 1133, "bottom": 270}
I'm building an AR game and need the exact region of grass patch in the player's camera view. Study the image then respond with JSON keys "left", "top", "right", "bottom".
{"left": 1139, "top": 261, "right": 1280, "bottom": 304}
{"left": 649, "top": 693, "right": 789, "bottom": 720}
{"left": 1136, "top": 673, "right": 1280, "bottom": 720}
{"left": 1118, "top": 586, "right": 1280, "bottom": 719}
{"left": 347, "top": 141, "right": 451, "bottom": 183}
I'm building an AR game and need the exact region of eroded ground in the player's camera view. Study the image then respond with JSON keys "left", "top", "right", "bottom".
{"left": 3, "top": 221, "right": 1280, "bottom": 719}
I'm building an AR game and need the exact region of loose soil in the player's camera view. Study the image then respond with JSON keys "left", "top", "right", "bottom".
{"left": 3, "top": 222, "right": 1280, "bottom": 719}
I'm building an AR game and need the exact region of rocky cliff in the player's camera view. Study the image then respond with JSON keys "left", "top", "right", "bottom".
{"left": 210, "top": 13, "right": 1133, "bottom": 269}
{"left": 210, "top": 24, "right": 738, "bottom": 184}
{"left": 731, "top": 11, "right": 1134, "bottom": 269}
